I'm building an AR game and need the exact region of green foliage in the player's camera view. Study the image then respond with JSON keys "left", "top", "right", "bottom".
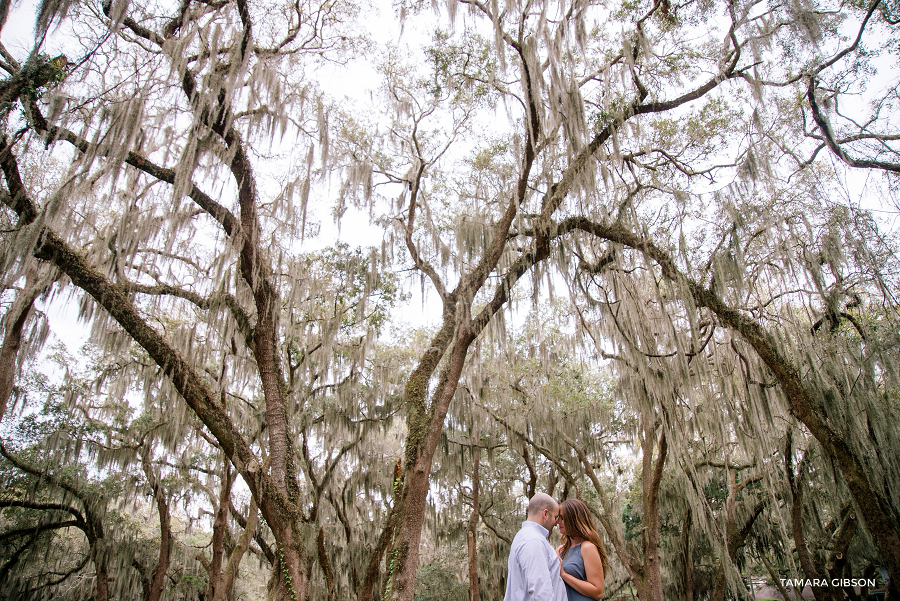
{"left": 413, "top": 563, "right": 468, "bottom": 601}
{"left": 22, "top": 54, "right": 70, "bottom": 101}
{"left": 424, "top": 30, "right": 497, "bottom": 104}
{"left": 622, "top": 502, "right": 642, "bottom": 541}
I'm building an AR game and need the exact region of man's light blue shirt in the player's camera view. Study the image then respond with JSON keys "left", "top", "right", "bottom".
{"left": 504, "top": 521, "right": 567, "bottom": 601}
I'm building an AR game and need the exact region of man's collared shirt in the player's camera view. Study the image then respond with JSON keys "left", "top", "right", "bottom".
{"left": 504, "top": 521, "right": 567, "bottom": 601}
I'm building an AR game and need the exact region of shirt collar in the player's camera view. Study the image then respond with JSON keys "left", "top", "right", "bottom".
{"left": 522, "top": 520, "right": 549, "bottom": 538}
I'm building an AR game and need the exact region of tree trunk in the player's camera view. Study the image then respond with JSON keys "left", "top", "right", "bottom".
{"left": 85, "top": 517, "right": 109, "bottom": 601}
{"left": 633, "top": 575, "right": 654, "bottom": 601}
{"left": 522, "top": 442, "right": 537, "bottom": 498}
{"left": 786, "top": 443, "right": 839, "bottom": 601}
{"left": 384, "top": 326, "right": 475, "bottom": 601}
{"left": 0, "top": 286, "right": 37, "bottom": 424}
{"left": 93, "top": 540, "right": 109, "bottom": 601}
{"left": 359, "top": 502, "right": 399, "bottom": 601}
{"left": 640, "top": 424, "right": 667, "bottom": 601}
{"left": 148, "top": 493, "right": 171, "bottom": 601}
{"left": 828, "top": 508, "right": 857, "bottom": 598}
{"left": 790, "top": 483, "right": 831, "bottom": 601}
{"left": 467, "top": 426, "right": 481, "bottom": 601}
{"left": 215, "top": 499, "right": 258, "bottom": 601}
{"left": 712, "top": 468, "right": 739, "bottom": 601}
{"left": 713, "top": 469, "right": 768, "bottom": 601}
{"left": 317, "top": 526, "right": 337, "bottom": 601}
{"left": 141, "top": 447, "right": 172, "bottom": 601}
{"left": 268, "top": 521, "right": 310, "bottom": 601}
{"left": 683, "top": 508, "right": 693, "bottom": 601}
{"left": 761, "top": 553, "right": 794, "bottom": 601}
{"left": 208, "top": 460, "right": 233, "bottom": 601}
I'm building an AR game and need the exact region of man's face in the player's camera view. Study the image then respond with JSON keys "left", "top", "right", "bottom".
{"left": 542, "top": 505, "right": 560, "bottom": 534}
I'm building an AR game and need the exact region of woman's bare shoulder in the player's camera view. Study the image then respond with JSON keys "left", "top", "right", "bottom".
{"left": 581, "top": 542, "right": 600, "bottom": 556}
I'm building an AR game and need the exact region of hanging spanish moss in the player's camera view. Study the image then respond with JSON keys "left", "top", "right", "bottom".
{"left": 0, "top": 0, "right": 898, "bottom": 599}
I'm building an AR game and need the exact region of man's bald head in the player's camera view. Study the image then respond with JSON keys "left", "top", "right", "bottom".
{"left": 526, "top": 493, "right": 559, "bottom": 534}
{"left": 527, "top": 493, "right": 558, "bottom": 518}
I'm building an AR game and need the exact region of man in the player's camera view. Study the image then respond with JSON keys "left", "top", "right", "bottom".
{"left": 504, "top": 493, "right": 567, "bottom": 601}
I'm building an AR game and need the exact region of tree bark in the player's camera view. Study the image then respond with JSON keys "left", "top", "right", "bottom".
{"left": 384, "top": 325, "right": 476, "bottom": 601}
{"left": 215, "top": 498, "right": 258, "bottom": 601}
{"left": 522, "top": 442, "right": 538, "bottom": 498}
{"left": 467, "top": 425, "right": 481, "bottom": 601}
{"left": 0, "top": 283, "right": 38, "bottom": 424}
{"left": 141, "top": 446, "right": 172, "bottom": 601}
{"left": 711, "top": 469, "right": 768, "bottom": 601}
{"left": 761, "top": 553, "right": 794, "bottom": 601}
{"left": 640, "top": 424, "right": 667, "bottom": 601}
{"left": 828, "top": 508, "right": 857, "bottom": 596}
{"left": 317, "top": 525, "right": 337, "bottom": 601}
{"left": 683, "top": 508, "right": 693, "bottom": 601}
{"left": 208, "top": 460, "right": 234, "bottom": 601}
{"left": 359, "top": 501, "right": 399, "bottom": 601}
{"left": 786, "top": 444, "right": 839, "bottom": 601}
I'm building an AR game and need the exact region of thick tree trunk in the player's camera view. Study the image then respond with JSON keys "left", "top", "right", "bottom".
{"left": 85, "top": 517, "right": 109, "bottom": 601}
{"left": 93, "top": 541, "right": 109, "bottom": 601}
{"left": 268, "top": 522, "right": 310, "bottom": 601}
{"left": 711, "top": 566, "right": 727, "bottom": 601}
{"left": 385, "top": 327, "right": 475, "bottom": 601}
{"left": 633, "top": 576, "right": 654, "bottom": 601}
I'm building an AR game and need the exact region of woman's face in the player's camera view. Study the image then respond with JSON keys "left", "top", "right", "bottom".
{"left": 557, "top": 510, "right": 567, "bottom": 537}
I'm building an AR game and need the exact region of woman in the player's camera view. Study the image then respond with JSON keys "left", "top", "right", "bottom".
{"left": 556, "top": 499, "right": 608, "bottom": 601}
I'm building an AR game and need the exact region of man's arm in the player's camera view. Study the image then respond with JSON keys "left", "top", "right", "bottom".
{"left": 517, "top": 540, "right": 556, "bottom": 600}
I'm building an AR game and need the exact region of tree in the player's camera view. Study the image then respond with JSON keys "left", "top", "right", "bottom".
{"left": 1, "top": 0, "right": 899, "bottom": 598}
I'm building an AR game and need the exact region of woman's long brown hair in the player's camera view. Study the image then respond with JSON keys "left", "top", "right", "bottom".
{"left": 559, "top": 499, "right": 610, "bottom": 571}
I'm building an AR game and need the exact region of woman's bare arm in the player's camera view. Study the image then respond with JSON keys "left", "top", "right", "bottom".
{"left": 559, "top": 542, "right": 605, "bottom": 600}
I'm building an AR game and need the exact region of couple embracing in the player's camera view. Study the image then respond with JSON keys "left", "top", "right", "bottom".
{"left": 504, "top": 493, "right": 608, "bottom": 601}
